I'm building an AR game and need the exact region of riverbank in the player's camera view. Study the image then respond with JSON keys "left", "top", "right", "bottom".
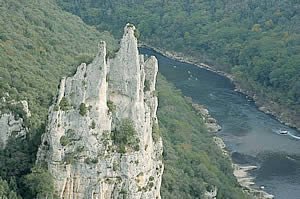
{"left": 191, "top": 103, "right": 274, "bottom": 199}
{"left": 139, "top": 43, "right": 300, "bottom": 131}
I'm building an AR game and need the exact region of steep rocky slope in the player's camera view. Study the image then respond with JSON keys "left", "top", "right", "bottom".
{"left": 37, "top": 24, "right": 163, "bottom": 199}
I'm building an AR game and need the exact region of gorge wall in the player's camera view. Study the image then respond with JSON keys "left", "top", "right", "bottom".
{"left": 37, "top": 24, "right": 163, "bottom": 199}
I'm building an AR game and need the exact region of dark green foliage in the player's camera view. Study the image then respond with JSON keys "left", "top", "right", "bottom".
{"left": 106, "top": 49, "right": 119, "bottom": 60}
{"left": 0, "top": 0, "right": 117, "bottom": 129}
{"left": 57, "top": 0, "right": 300, "bottom": 118}
{"left": 0, "top": 177, "right": 20, "bottom": 199}
{"left": 106, "top": 74, "right": 110, "bottom": 82}
{"left": 76, "top": 146, "right": 85, "bottom": 153}
{"left": 79, "top": 103, "right": 87, "bottom": 116}
{"left": 75, "top": 53, "right": 95, "bottom": 65}
{"left": 59, "top": 136, "right": 69, "bottom": 146}
{"left": 54, "top": 105, "right": 59, "bottom": 111}
{"left": 107, "top": 100, "right": 116, "bottom": 113}
{"left": 134, "top": 145, "right": 140, "bottom": 151}
{"left": 112, "top": 119, "right": 137, "bottom": 147}
{"left": 90, "top": 120, "right": 96, "bottom": 129}
{"left": 84, "top": 157, "right": 98, "bottom": 164}
{"left": 157, "top": 74, "right": 249, "bottom": 199}
{"left": 144, "top": 79, "right": 150, "bottom": 92}
{"left": 148, "top": 182, "right": 154, "bottom": 189}
{"left": 59, "top": 97, "right": 70, "bottom": 111}
{"left": 23, "top": 166, "right": 55, "bottom": 199}
{"left": 63, "top": 153, "right": 75, "bottom": 164}
{"left": 118, "top": 145, "right": 126, "bottom": 153}
{"left": 134, "top": 29, "right": 140, "bottom": 38}
{"left": 0, "top": 125, "right": 45, "bottom": 198}
{"left": 0, "top": 0, "right": 117, "bottom": 198}
{"left": 120, "top": 188, "right": 127, "bottom": 195}
{"left": 152, "top": 122, "right": 160, "bottom": 143}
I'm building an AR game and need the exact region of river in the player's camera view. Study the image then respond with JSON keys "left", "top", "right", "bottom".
{"left": 139, "top": 48, "right": 300, "bottom": 199}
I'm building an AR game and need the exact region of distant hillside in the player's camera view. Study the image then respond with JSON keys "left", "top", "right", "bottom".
{"left": 0, "top": 0, "right": 117, "bottom": 128}
{"left": 0, "top": 0, "right": 117, "bottom": 197}
{"left": 57, "top": 0, "right": 300, "bottom": 128}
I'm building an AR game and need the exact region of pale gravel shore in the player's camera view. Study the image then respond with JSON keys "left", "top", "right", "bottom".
{"left": 193, "top": 105, "right": 274, "bottom": 199}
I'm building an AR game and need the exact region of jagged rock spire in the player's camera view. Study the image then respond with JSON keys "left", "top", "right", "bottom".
{"left": 37, "top": 24, "right": 163, "bottom": 199}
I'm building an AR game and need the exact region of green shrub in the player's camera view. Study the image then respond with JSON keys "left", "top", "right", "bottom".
{"left": 149, "top": 176, "right": 154, "bottom": 181}
{"left": 113, "top": 119, "right": 137, "bottom": 145}
{"left": 152, "top": 122, "right": 160, "bottom": 142}
{"left": 107, "top": 100, "right": 116, "bottom": 113}
{"left": 84, "top": 157, "right": 92, "bottom": 164}
{"left": 60, "top": 136, "right": 69, "bottom": 146}
{"left": 90, "top": 120, "right": 96, "bottom": 129}
{"left": 148, "top": 182, "right": 154, "bottom": 189}
{"left": 119, "top": 145, "right": 126, "bottom": 153}
{"left": 76, "top": 146, "right": 84, "bottom": 153}
{"left": 106, "top": 74, "right": 110, "bottom": 82}
{"left": 120, "top": 188, "right": 127, "bottom": 194}
{"left": 59, "top": 97, "right": 70, "bottom": 111}
{"left": 54, "top": 105, "right": 59, "bottom": 111}
{"left": 75, "top": 53, "right": 95, "bottom": 65}
{"left": 106, "top": 51, "right": 116, "bottom": 60}
{"left": 144, "top": 79, "right": 151, "bottom": 92}
{"left": 134, "top": 144, "right": 140, "bottom": 151}
{"left": 134, "top": 29, "right": 140, "bottom": 38}
{"left": 79, "top": 103, "right": 87, "bottom": 116}
{"left": 63, "top": 153, "right": 75, "bottom": 164}
{"left": 24, "top": 166, "right": 55, "bottom": 198}
{"left": 84, "top": 157, "right": 98, "bottom": 164}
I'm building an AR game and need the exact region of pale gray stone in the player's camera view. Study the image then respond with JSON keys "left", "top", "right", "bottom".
{"left": 37, "top": 24, "right": 163, "bottom": 199}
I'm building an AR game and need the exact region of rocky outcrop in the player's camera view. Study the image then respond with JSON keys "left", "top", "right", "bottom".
{"left": 189, "top": 102, "right": 221, "bottom": 133}
{"left": 37, "top": 24, "right": 163, "bottom": 199}
{"left": 0, "top": 100, "right": 29, "bottom": 149}
{"left": 0, "top": 112, "right": 27, "bottom": 149}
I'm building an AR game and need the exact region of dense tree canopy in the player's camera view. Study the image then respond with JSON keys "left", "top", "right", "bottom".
{"left": 157, "top": 74, "right": 250, "bottom": 199}
{"left": 0, "top": 0, "right": 117, "bottom": 198}
{"left": 57, "top": 0, "right": 300, "bottom": 115}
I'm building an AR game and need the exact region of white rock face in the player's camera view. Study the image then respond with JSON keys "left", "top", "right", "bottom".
{"left": 0, "top": 99, "right": 30, "bottom": 149}
{"left": 37, "top": 24, "right": 163, "bottom": 199}
{"left": 0, "top": 112, "right": 27, "bottom": 149}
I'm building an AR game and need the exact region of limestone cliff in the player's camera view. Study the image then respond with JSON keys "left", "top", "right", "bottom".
{"left": 37, "top": 24, "right": 163, "bottom": 199}
{"left": 0, "top": 100, "right": 29, "bottom": 149}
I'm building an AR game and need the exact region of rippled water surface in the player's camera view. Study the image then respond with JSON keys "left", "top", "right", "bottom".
{"left": 140, "top": 48, "right": 300, "bottom": 199}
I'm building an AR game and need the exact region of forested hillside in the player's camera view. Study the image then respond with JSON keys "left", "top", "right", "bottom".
{"left": 0, "top": 0, "right": 117, "bottom": 198}
{"left": 157, "top": 75, "right": 250, "bottom": 199}
{"left": 0, "top": 0, "right": 290, "bottom": 198}
{"left": 57, "top": 0, "right": 300, "bottom": 123}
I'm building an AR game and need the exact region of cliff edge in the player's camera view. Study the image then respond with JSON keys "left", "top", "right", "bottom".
{"left": 37, "top": 24, "right": 163, "bottom": 199}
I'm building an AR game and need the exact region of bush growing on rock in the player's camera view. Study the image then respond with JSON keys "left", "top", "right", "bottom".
{"left": 107, "top": 100, "right": 116, "bottom": 113}
{"left": 59, "top": 97, "right": 70, "bottom": 111}
{"left": 79, "top": 103, "right": 87, "bottom": 116}
{"left": 134, "top": 29, "right": 140, "bottom": 38}
{"left": 59, "top": 136, "right": 69, "bottom": 146}
{"left": 144, "top": 79, "right": 150, "bottom": 92}
{"left": 152, "top": 122, "right": 160, "bottom": 142}
{"left": 113, "top": 119, "right": 137, "bottom": 146}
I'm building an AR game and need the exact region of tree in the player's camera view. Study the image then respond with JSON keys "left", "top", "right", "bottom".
{"left": 24, "top": 166, "right": 55, "bottom": 199}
